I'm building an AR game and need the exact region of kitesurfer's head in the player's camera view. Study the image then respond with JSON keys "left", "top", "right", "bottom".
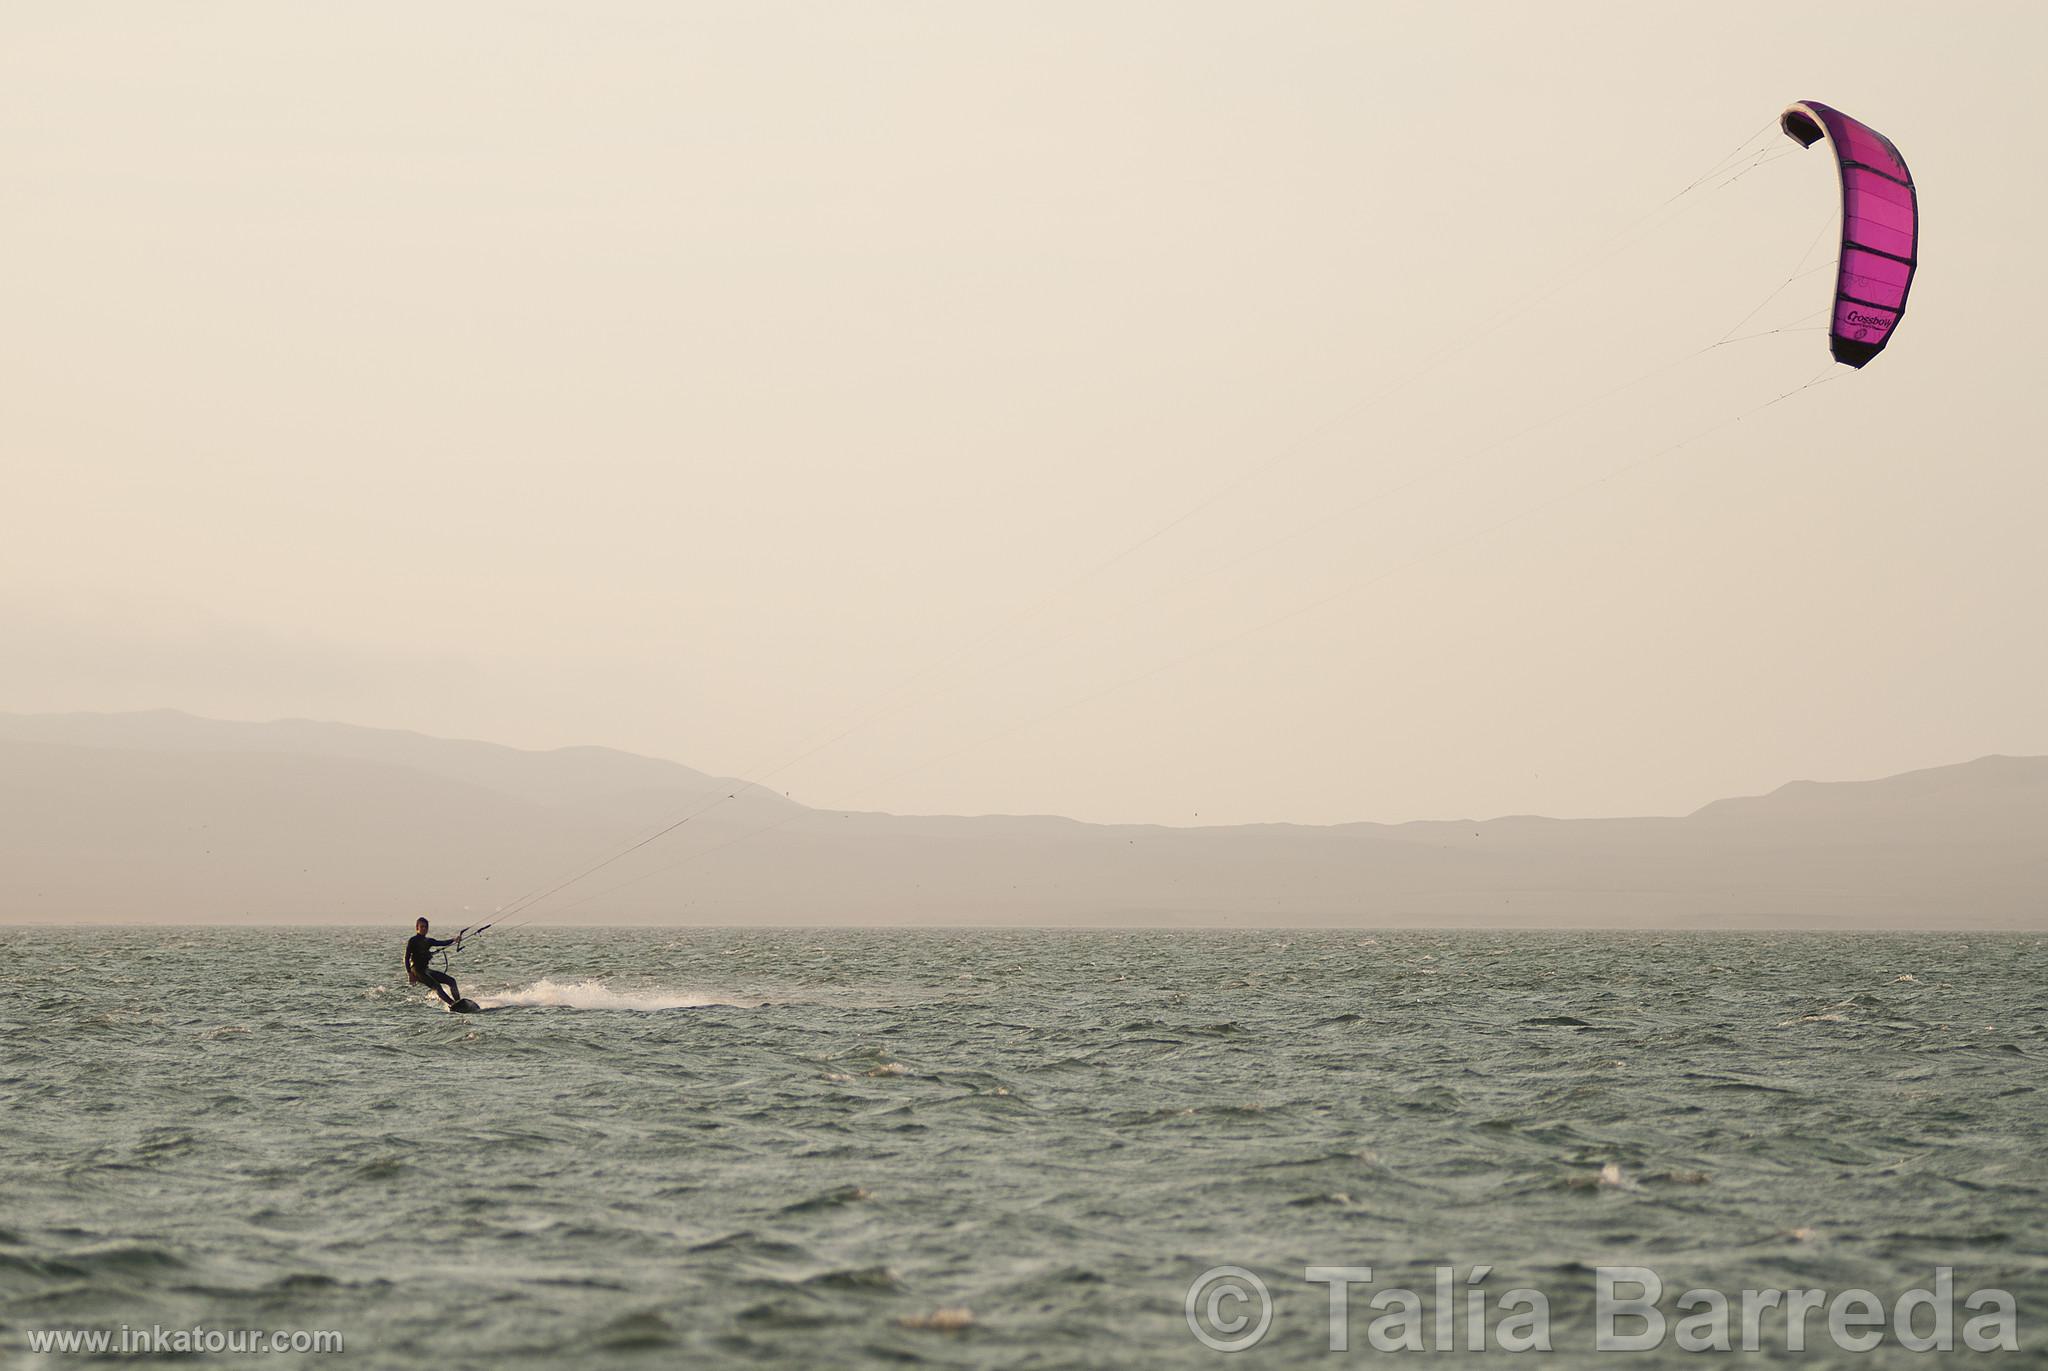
{"left": 416, "top": 917, "right": 430, "bottom": 933}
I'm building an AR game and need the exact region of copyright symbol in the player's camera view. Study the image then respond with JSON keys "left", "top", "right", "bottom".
{"left": 1185, "top": 1265, "right": 1272, "bottom": 1352}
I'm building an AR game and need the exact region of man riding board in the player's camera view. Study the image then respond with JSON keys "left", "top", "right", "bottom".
{"left": 404, "top": 917, "right": 463, "bottom": 1006}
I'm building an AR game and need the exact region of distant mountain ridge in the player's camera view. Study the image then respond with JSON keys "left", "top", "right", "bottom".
{"left": 0, "top": 708, "right": 787, "bottom": 813}
{"left": 1, "top": 710, "right": 2042, "bottom": 927}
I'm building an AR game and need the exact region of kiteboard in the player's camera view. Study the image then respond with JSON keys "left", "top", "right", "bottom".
{"left": 443, "top": 996, "right": 481, "bottom": 1014}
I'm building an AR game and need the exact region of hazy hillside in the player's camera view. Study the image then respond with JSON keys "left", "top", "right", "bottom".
{"left": 0, "top": 709, "right": 791, "bottom": 817}
{"left": 1, "top": 711, "right": 2042, "bottom": 927}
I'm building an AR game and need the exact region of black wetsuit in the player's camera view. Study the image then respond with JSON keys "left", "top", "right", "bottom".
{"left": 405, "top": 933, "right": 460, "bottom": 1005}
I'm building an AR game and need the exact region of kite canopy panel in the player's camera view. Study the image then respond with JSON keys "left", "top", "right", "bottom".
{"left": 1780, "top": 101, "right": 1917, "bottom": 368}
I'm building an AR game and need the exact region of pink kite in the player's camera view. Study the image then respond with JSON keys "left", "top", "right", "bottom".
{"left": 1780, "top": 101, "right": 1918, "bottom": 368}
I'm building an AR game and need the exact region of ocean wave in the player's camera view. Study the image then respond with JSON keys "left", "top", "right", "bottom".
{"left": 779, "top": 1184, "right": 873, "bottom": 1214}
{"left": 474, "top": 978, "right": 758, "bottom": 1011}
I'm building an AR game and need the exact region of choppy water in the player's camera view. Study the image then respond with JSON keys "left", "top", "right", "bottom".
{"left": 2, "top": 927, "right": 2044, "bottom": 1367}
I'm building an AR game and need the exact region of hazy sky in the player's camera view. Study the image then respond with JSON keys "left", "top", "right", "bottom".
{"left": 4, "top": 2, "right": 2043, "bottom": 826}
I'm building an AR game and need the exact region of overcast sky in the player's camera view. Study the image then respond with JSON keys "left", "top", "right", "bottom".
{"left": 3, "top": 1, "right": 2042, "bottom": 826}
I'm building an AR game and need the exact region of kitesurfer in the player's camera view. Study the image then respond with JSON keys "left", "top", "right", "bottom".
{"left": 405, "top": 917, "right": 462, "bottom": 1006}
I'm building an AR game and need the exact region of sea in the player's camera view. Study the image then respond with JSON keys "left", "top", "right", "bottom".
{"left": 2, "top": 926, "right": 2043, "bottom": 1368}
